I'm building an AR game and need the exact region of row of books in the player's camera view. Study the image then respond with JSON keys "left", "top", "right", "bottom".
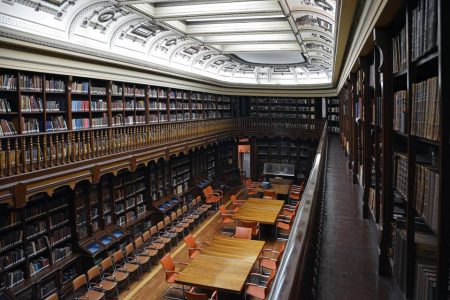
{"left": 52, "top": 246, "right": 71, "bottom": 263}
{"left": 21, "top": 95, "right": 43, "bottom": 112}
{"left": 393, "top": 90, "right": 407, "bottom": 133}
{"left": 328, "top": 107, "right": 339, "bottom": 113}
{"left": 46, "top": 116, "right": 68, "bottom": 132}
{"left": 111, "top": 84, "right": 123, "bottom": 95}
{"left": 72, "top": 100, "right": 89, "bottom": 112}
{"left": 46, "top": 100, "right": 62, "bottom": 112}
{"left": 394, "top": 153, "right": 408, "bottom": 200}
{"left": 25, "top": 220, "right": 47, "bottom": 238}
{"left": 0, "top": 119, "right": 17, "bottom": 136}
{"left": 149, "top": 89, "right": 167, "bottom": 98}
{"left": 415, "top": 164, "right": 439, "bottom": 232}
{"left": 0, "top": 249, "right": 24, "bottom": 270}
{"left": 26, "top": 237, "right": 48, "bottom": 257}
{"left": 149, "top": 102, "right": 167, "bottom": 109}
{"left": 45, "top": 79, "right": 65, "bottom": 92}
{"left": 91, "top": 100, "right": 107, "bottom": 111}
{"left": 72, "top": 118, "right": 90, "bottom": 130}
{"left": 0, "top": 98, "right": 12, "bottom": 112}
{"left": 0, "top": 74, "right": 16, "bottom": 90}
{"left": 20, "top": 74, "right": 43, "bottom": 91}
{"left": 4, "top": 269, "right": 24, "bottom": 288}
{"left": 251, "top": 98, "right": 314, "bottom": 105}
{"left": 410, "top": 77, "right": 439, "bottom": 141}
{"left": 0, "top": 211, "right": 20, "bottom": 230}
{"left": 49, "top": 226, "right": 70, "bottom": 246}
{"left": 393, "top": 27, "right": 407, "bottom": 73}
{"left": 92, "top": 116, "right": 108, "bottom": 128}
{"left": 414, "top": 261, "right": 450, "bottom": 300}
{"left": 22, "top": 117, "right": 40, "bottom": 134}
{"left": 49, "top": 211, "right": 68, "bottom": 229}
{"left": 411, "top": 0, "right": 437, "bottom": 61}
{"left": 0, "top": 230, "right": 23, "bottom": 252}
{"left": 91, "top": 86, "right": 106, "bottom": 95}
{"left": 29, "top": 257, "right": 50, "bottom": 276}
{"left": 71, "top": 81, "right": 89, "bottom": 94}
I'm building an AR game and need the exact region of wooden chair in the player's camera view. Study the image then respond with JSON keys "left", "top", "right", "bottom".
{"left": 171, "top": 211, "right": 189, "bottom": 237}
{"left": 142, "top": 229, "right": 165, "bottom": 256}
{"left": 239, "top": 221, "right": 261, "bottom": 240}
{"left": 163, "top": 216, "right": 182, "bottom": 243}
{"left": 43, "top": 293, "right": 59, "bottom": 300}
{"left": 244, "top": 270, "right": 276, "bottom": 300}
{"left": 259, "top": 243, "right": 286, "bottom": 274}
{"left": 99, "top": 256, "right": 131, "bottom": 291}
{"left": 112, "top": 249, "right": 140, "bottom": 280}
{"left": 86, "top": 265, "right": 119, "bottom": 299}
{"left": 160, "top": 254, "right": 189, "bottom": 300}
{"left": 184, "top": 234, "right": 208, "bottom": 259}
{"left": 185, "top": 287, "right": 218, "bottom": 300}
{"left": 182, "top": 204, "right": 200, "bottom": 226}
{"left": 72, "top": 274, "right": 105, "bottom": 300}
{"left": 263, "top": 190, "right": 277, "bottom": 199}
{"left": 157, "top": 220, "right": 176, "bottom": 248}
{"left": 219, "top": 205, "right": 235, "bottom": 234}
{"left": 194, "top": 196, "right": 209, "bottom": 220}
{"left": 125, "top": 242, "right": 150, "bottom": 274}
{"left": 177, "top": 207, "right": 195, "bottom": 230}
{"left": 233, "top": 226, "right": 252, "bottom": 240}
{"left": 135, "top": 236, "right": 158, "bottom": 265}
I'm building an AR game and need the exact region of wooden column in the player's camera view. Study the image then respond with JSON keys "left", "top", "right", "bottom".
{"left": 373, "top": 27, "right": 393, "bottom": 276}
{"left": 373, "top": 47, "right": 382, "bottom": 223}
{"left": 350, "top": 73, "right": 359, "bottom": 184}
{"left": 360, "top": 56, "right": 371, "bottom": 219}
{"left": 437, "top": 0, "right": 450, "bottom": 298}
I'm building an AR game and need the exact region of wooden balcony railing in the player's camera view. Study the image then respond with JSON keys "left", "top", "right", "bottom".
{"left": 234, "top": 117, "right": 325, "bottom": 137}
{"left": 0, "top": 117, "right": 324, "bottom": 179}
{"left": 269, "top": 121, "right": 328, "bottom": 300}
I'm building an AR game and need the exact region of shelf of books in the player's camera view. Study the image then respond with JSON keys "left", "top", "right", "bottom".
{"left": 326, "top": 98, "right": 340, "bottom": 133}
{"left": 341, "top": 1, "right": 449, "bottom": 298}
{"left": 250, "top": 96, "right": 318, "bottom": 120}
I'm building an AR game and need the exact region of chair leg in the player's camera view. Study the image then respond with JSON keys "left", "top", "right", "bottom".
{"left": 162, "top": 285, "right": 188, "bottom": 300}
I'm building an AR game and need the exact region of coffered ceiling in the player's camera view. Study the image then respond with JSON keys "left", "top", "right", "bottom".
{"left": 0, "top": 0, "right": 339, "bottom": 86}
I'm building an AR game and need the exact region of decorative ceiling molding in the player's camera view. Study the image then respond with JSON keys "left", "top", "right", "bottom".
{"left": 0, "top": 0, "right": 338, "bottom": 86}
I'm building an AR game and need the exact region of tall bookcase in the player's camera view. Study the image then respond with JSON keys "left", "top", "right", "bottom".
{"left": 326, "top": 98, "right": 340, "bottom": 132}
{"left": 249, "top": 97, "right": 319, "bottom": 119}
{"left": 340, "top": 0, "right": 449, "bottom": 298}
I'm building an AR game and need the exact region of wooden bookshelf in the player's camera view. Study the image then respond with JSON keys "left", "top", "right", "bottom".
{"left": 250, "top": 96, "right": 319, "bottom": 120}
{"left": 326, "top": 98, "right": 340, "bottom": 132}
{"left": 340, "top": 0, "right": 449, "bottom": 298}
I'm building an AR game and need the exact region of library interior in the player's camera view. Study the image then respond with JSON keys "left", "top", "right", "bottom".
{"left": 0, "top": 0, "right": 448, "bottom": 299}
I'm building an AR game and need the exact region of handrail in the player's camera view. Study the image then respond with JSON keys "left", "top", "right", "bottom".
{"left": 268, "top": 121, "right": 328, "bottom": 300}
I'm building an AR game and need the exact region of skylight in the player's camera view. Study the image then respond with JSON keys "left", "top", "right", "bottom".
{"left": 0, "top": 0, "right": 338, "bottom": 86}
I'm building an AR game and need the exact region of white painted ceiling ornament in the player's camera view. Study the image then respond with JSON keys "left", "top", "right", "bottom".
{"left": 0, "top": 0, "right": 338, "bottom": 86}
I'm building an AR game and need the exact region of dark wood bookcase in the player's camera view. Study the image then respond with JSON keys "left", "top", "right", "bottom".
{"left": 340, "top": 0, "right": 449, "bottom": 298}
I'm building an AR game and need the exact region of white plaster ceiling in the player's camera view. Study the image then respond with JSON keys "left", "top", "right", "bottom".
{"left": 0, "top": 0, "right": 338, "bottom": 86}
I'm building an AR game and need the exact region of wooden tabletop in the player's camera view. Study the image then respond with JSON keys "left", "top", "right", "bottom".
{"left": 255, "top": 183, "right": 291, "bottom": 195}
{"left": 175, "top": 236, "right": 265, "bottom": 293}
{"left": 232, "top": 198, "right": 285, "bottom": 224}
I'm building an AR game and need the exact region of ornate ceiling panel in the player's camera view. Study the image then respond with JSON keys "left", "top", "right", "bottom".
{"left": 0, "top": 0, "right": 338, "bottom": 86}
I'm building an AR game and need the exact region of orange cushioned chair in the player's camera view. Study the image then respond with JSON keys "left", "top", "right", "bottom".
{"left": 276, "top": 212, "right": 296, "bottom": 241}
{"left": 113, "top": 249, "right": 140, "bottom": 280}
{"left": 281, "top": 202, "right": 300, "bottom": 218}
{"left": 203, "top": 186, "right": 223, "bottom": 211}
{"left": 233, "top": 226, "right": 253, "bottom": 240}
{"left": 244, "top": 270, "right": 276, "bottom": 300}
{"left": 231, "top": 195, "right": 245, "bottom": 211}
{"left": 219, "top": 205, "right": 236, "bottom": 234}
{"left": 263, "top": 190, "right": 277, "bottom": 199}
{"left": 160, "top": 254, "right": 189, "bottom": 300}
{"left": 99, "top": 256, "right": 131, "bottom": 291}
{"left": 245, "top": 179, "right": 258, "bottom": 197}
{"left": 185, "top": 287, "right": 218, "bottom": 300}
{"left": 259, "top": 243, "right": 286, "bottom": 274}
{"left": 184, "top": 234, "right": 208, "bottom": 259}
{"left": 239, "top": 221, "right": 261, "bottom": 240}
{"left": 72, "top": 274, "right": 105, "bottom": 300}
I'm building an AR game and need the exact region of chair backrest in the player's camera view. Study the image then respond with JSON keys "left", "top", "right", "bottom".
{"left": 72, "top": 274, "right": 87, "bottom": 291}
{"left": 176, "top": 208, "right": 183, "bottom": 218}
{"left": 202, "top": 187, "right": 210, "bottom": 198}
{"left": 87, "top": 265, "right": 101, "bottom": 282}
{"left": 163, "top": 216, "right": 171, "bottom": 227}
{"left": 182, "top": 205, "right": 188, "bottom": 214}
{"left": 157, "top": 221, "right": 165, "bottom": 231}
{"left": 170, "top": 212, "right": 177, "bottom": 222}
{"left": 219, "top": 205, "right": 227, "bottom": 215}
{"left": 231, "top": 195, "right": 238, "bottom": 203}
{"left": 240, "top": 221, "right": 258, "bottom": 230}
{"left": 135, "top": 237, "right": 144, "bottom": 251}
{"left": 150, "top": 225, "right": 158, "bottom": 236}
{"left": 278, "top": 243, "right": 286, "bottom": 258}
{"left": 113, "top": 250, "right": 124, "bottom": 264}
{"left": 234, "top": 226, "right": 252, "bottom": 239}
{"left": 160, "top": 254, "right": 175, "bottom": 272}
{"left": 142, "top": 231, "right": 151, "bottom": 243}
{"left": 100, "top": 257, "right": 113, "bottom": 273}
{"left": 125, "top": 243, "right": 134, "bottom": 257}
{"left": 185, "top": 289, "right": 209, "bottom": 300}
{"left": 196, "top": 196, "right": 202, "bottom": 205}
{"left": 184, "top": 234, "right": 196, "bottom": 249}
{"left": 264, "top": 190, "right": 276, "bottom": 199}
{"left": 44, "top": 293, "right": 59, "bottom": 300}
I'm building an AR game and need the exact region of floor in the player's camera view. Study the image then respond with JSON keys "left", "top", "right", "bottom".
{"left": 317, "top": 134, "right": 404, "bottom": 300}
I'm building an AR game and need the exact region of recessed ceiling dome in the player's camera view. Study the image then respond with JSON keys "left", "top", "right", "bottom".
{"left": 0, "top": 0, "right": 338, "bottom": 86}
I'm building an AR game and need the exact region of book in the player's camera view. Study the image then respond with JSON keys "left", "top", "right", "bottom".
{"left": 21, "top": 95, "right": 43, "bottom": 112}
{"left": 411, "top": 0, "right": 437, "bottom": 61}
{"left": 20, "top": 74, "right": 43, "bottom": 91}
{"left": 393, "top": 27, "right": 407, "bottom": 73}
{"left": 411, "top": 77, "right": 439, "bottom": 141}
{"left": 45, "top": 78, "right": 65, "bottom": 92}
{"left": 0, "top": 74, "right": 17, "bottom": 90}
{"left": 393, "top": 90, "right": 407, "bottom": 133}
{"left": 0, "top": 98, "right": 12, "bottom": 112}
